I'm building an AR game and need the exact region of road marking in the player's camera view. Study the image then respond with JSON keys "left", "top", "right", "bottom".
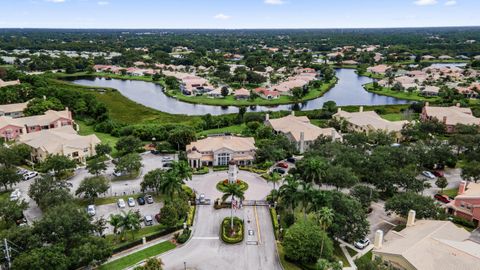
{"left": 192, "top": 237, "right": 220, "bottom": 240}
{"left": 254, "top": 205, "right": 261, "bottom": 244}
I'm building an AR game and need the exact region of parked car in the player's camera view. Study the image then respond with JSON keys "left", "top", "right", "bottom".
{"left": 163, "top": 162, "right": 173, "bottom": 169}
{"left": 433, "top": 170, "right": 444, "bottom": 177}
{"left": 434, "top": 193, "right": 451, "bottom": 203}
{"left": 144, "top": 215, "right": 154, "bottom": 226}
{"left": 422, "top": 171, "right": 436, "bottom": 179}
{"left": 354, "top": 238, "right": 371, "bottom": 249}
{"left": 273, "top": 168, "right": 286, "bottom": 174}
{"left": 150, "top": 150, "right": 160, "bottom": 155}
{"left": 23, "top": 171, "right": 38, "bottom": 181}
{"left": 199, "top": 193, "right": 206, "bottom": 204}
{"left": 155, "top": 213, "right": 161, "bottom": 223}
{"left": 87, "top": 205, "right": 96, "bottom": 216}
{"left": 117, "top": 198, "right": 126, "bottom": 208}
{"left": 286, "top": 157, "right": 296, "bottom": 163}
{"left": 277, "top": 162, "right": 289, "bottom": 169}
{"left": 162, "top": 156, "right": 173, "bottom": 162}
{"left": 16, "top": 169, "right": 28, "bottom": 175}
{"left": 127, "top": 197, "right": 136, "bottom": 207}
{"left": 9, "top": 189, "right": 21, "bottom": 201}
{"left": 145, "top": 195, "right": 154, "bottom": 204}
{"left": 137, "top": 196, "right": 146, "bottom": 205}
{"left": 112, "top": 171, "right": 123, "bottom": 177}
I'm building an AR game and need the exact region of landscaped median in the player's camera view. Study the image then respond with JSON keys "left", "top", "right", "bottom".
{"left": 99, "top": 241, "right": 176, "bottom": 270}
{"left": 216, "top": 179, "right": 249, "bottom": 192}
{"left": 220, "top": 217, "right": 244, "bottom": 244}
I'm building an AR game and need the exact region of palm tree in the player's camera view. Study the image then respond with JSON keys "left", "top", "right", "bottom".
{"left": 268, "top": 172, "right": 282, "bottom": 202}
{"left": 221, "top": 183, "right": 246, "bottom": 230}
{"left": 301, "top": 158, "right": 325, "bottom": 184}
{"left": 109, "top": 214, "right": 122, "bottom": 236}
{"left": 279, "top": 175, "right": 300, "bottom": 213}
{"left": 172, "top": 161, "right": 192, "bottom": 182}
{"left": 119, "top": 210, "right": 141, "bottom": 240}
{"left": 159, "top": 171, "right": 184, "bottom": 200}
{"left": 316, "top": 207, "right": 334, "bottom": 257}
{"left": 299, "top": 181, "right": 314, "bottom": 221}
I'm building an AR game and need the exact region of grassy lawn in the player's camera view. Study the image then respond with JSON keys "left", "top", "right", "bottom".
{"left": 0, "top": 191, "right": 10, "bottom": 201}
{"left": 99, "top": 241, "right": 176, "bottom": 270}
{"left": 380, "top": 112, "right": 418, "bottom": 121}
{"left": 166, "top": 78, "right": 338, "bottom": 107}
{"left": 197, "top": 124, "right": 246, "bottom": 137}
{"left": 364, "top": 83, "right": 441, "bottom": 102}
{"left": 333, "top": 242, "right": 351, "bottom": 267}
{"left": 310, "top": 119, "right": 328, "bottom": 127}
{"left": 346, "top": 246, "right": 358, "bottom": 257}
{"left": 77, "top": 120, "right": 119, "bottom": 151}
{"left": 441, "top": 188, "right": 458, "bottom": 198}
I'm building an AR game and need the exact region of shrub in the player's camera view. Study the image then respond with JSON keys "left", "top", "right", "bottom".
{"left": 216, "top": 180, "right": 249, "bottom": 192}
{"left": 193, "top": 167, "right": 209, "bottom": 175}
{"left": 451, "top": 216, "right": 476, "bottom": 229}
{"left": 269, "top": 207, "right": 280, "bottom": 239}
{"left": 177, "top": 228, "right": 191, "bottom": 244}
{"left": 220, "top": 217, "right": 244, "bottom": 244}
{"left": 186, "top": 205, "right": 196, "bottom": 227}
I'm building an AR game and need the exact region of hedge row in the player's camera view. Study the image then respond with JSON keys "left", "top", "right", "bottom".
{"left": 269, "top": 207, "right": 280, "bottom": 240}
{"left": 177, "top": 228, "right": 191, "bottom": 244}
{"left": 112, "top": 225, "right": 182, "bottom": 254}
{"left": 220, "top": 217, "right": 244, "bottom": 244}
{"left": 186, "top": 205, "right": 196, "bottom": 227}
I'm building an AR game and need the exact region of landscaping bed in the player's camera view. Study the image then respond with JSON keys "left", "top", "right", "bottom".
{"left": 220, "top": 217, "right": 244, "bottom": 244}
{"left": 192, "top": 167, "right": 209, "bottom": 175}
{"left": 216, "top": 179, "right": 249, "bottom": 192}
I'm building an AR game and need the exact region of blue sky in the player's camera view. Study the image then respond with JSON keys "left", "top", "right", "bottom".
{"left": 0, "top": 0, "right": 478, "bottom": 29}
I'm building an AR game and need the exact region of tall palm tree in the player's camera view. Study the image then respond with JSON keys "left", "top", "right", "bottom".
{"left": 172, "top": 161, "right": 192, "bottom": 182}
{"left": 317, "top": 207, "right": 334, "bottom": 257}
{"left": 221, "top": 183, "right": 246, "bottom": 230}
{"left": 268, "top": 172, "right": 282, "bottom": 202}
{"left": 279, "top": 175, "right": 300, "bottom": 213}
{"left": 109, "top": 214, "right": 122, "bottom": 236}
{"left": 159, "top": 171, "right": 184, "bottom": 200}
{"left": 299, "top": 181, "right": 314, "bottom": 221}
{"left": 301, "top": 158, "right": 326, "bottom": 184}
{"left": 120, "top": 210, "right": 141, "bottom": 240}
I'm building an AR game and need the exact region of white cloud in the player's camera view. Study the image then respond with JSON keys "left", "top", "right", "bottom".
{"left": 45, "top": 0, "right": 66, "bottom": 3}
{"left": 413, "top": 0, "right": 438, "bottom": 5}
{"left": 445, "top": 0, "right": 457, "bottom": 6}
{"left": 264, "top": 0, "right": 285, "bottom": 5}
{"left": 214, "top": 13, "right": 231, "bottom": 20}
{"left": 98, "top": 1, "right": 109, "bottom": 5}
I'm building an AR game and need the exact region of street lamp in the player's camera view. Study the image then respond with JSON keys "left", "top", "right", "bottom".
{"left": 184, "top": 262, "right": 187, "bottom": 270}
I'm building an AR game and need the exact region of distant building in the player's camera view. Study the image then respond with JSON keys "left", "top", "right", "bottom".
{"left": 447, "top": 181, "right": 480, "bottom": 227}
{"left": 367, "top": 64, "right": 391, "bottom": 75}
{"left": 265, "top": 112, "right": 342, "bottom": 153}
{"left": 233, "top": 88, "right": 250, "bottom": 100}
{"left": 186, "top": 135, "right": 256, "bottom": 168}
{"left": 421, "top": 103, "right": 480, "bottom": 133}
{"left": 0, "top": 101, "right": 28, "bottom": 118}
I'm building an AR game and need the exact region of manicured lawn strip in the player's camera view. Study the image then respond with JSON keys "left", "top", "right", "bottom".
{"left": 165, "top": 78, "right": 338, "bottom": 107}
{"left": 346, "top": 246, "right": 358, "bottom": 257}
{"left": 380, "top": 113, "right": 418, "bottom": 121}
{"left": 197, "top": 124, "right": 245, "bottom": 137}
{"left": 333, "top": 242, "right": 351, "bottom": 267}
{"left": 364, "top": 83, "right": 441, "bottom": 102}
{"left": 441, "top": 188, "right": 458, "bottom": 198}
{"left": 99, "top": 241, "right": 176, "bottom": 270}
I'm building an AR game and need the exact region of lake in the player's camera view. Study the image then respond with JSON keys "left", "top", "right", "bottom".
{"left": 71, "top": 68, "right": 409, "bottom": 115}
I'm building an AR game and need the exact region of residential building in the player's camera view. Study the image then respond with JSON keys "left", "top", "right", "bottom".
{"left": 186, "top": 135, "right": 256, "bottom": 168}
{"left": 265, "top": 112, "right": 342, "bottom": 153}
{"left": 420, "top": 85, "right": 440, "bottom": 96}
{"left": 233, "top": 88, "right": 250, "bottom": 100}
{"left": 421, "top": 103, "right": 480, "bottom": 133}
{"left": 0, "top": 109, "right": 74, "bottom": 141}
{"left": 373, "top": 212, "right": 480, "bottom": 270}
{"left": 18, "top": 125, "right": 100, "bottom": 163}
{"left": 254, "top": 88, "right": 280, "bottom": 100}
{"left": 333, "top": 107, "right": 408, "bottom": 141}
{"left": 367, "top": 64, "right": 391, "bottom": 75}
{"left": 0, "top": 101, "right": 28, "bottom": 118}
{"left": 447, "top": 181, "right": 480, "bottom": 227}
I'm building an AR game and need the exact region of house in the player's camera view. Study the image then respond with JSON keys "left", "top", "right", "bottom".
{"left": 333, "top": 107, "right": 408, "bottom": 141}
{"left": 367, "top": 64, "right": 391, "bottom": 75}
{"left": 233, "top": 88, "right": 250, "bottom": 100}
{"left": 207, "top": 87, "right": 225, "bottom": 98}
{"left": 447, "top": 181, "right": 480, "bottom": 227}
{"left": 421, "top": 103, "right": 480, "bottom": 133}
{"left": 373, "top": 211, "right": 480, "bottom": 270}
{"left": 265, "top": 112, "right": 342, "bottom": 153}
{"left": 186, "top": 135, "right": 256, "bottom": 168}
{"left": 342, "top": 60, "right": 358, "bottom": 65}
{"left": 180, "top": 76, "right": 213, "bottom": 95}
{"left": 0, "top": 109, "right": 74, "bottom": 141}
{"left": 422, "top": 55, "right": 436, "bottom": 60}
{"left": 0, "top": 79, "right": 20, "bottom": 88}
{"left": 420, "top": 85, "right": 440, "bottom": 96}
{"left": 438, "top": 55, "right": 453, "bottom": 60}
{"left": 254, "top": 88, "right": 280, "bottom": 100}
{"left": 18, "top": 125, "right": 100, "bottom": 163}
{"left": 0, "top": 101, "right": 28, "bottom": 118}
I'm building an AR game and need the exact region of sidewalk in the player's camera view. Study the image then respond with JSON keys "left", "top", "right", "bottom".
{"left": 337, "top": 238, "right": 374, "bottom": 270}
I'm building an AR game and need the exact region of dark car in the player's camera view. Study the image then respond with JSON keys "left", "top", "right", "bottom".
{"left": 286, "top": 157, "right": 296, "bottom": 163}
{"left": 137, "top": 196, "right": 146, "bottom": 205}
{"left": 434, "top": 193, "right": 451, "bottom": 203}
{"left": 433, "top": 170, "right": 444, "bottom": 177}
{"left": 277, "top": 162, "right": 289, "bottom": 169}
{"left": 273, "top": 168, "right": 286, "bottom": 174}
{"left": 150, "top": 150, "right": 160, "bottom": 155}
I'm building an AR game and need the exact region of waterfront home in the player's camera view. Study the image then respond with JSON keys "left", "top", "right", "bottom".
{"left": 186, "top": 135, "right": 256, "bottom": 168}
{"left": 438, "top": 55, "right": 453, "bottom": 60}
{"left": 254, "top": 88, "right": 280, "bottom": 100}
{"left": 19, "top": 125, "right": 100, "bottom": 163}
{"left": 0, "top": 108, "right": 74, "bottom": 141}
{"left": 447, "top": 181, "right": 480, "bottom": 227}
{"left": 0, "top": 101, "right": 28, "bottom": 118}
{"left": 421, "top": 103, "right": 480, "bottom": 132}
{"left": 373, "top": 213, "right": 480, "bottom": 270}
{"left": 333, "top": 107, "right": 408, "bottom": 141}
{"left": 367, "top": 64, "right": 391, "bottom": 75}
{"left": 0, "top": 79, "right": 20, "bottom": 88}
{"left": 265, "top": 112, "right": 342, "bottom": 154}
{"left": 420, "top": 85, "right": 440, "bottom": 96}
{"left": 180, "top": 76, "right": 213, "bottom": 95}
{"left": 422, "top": 55, "right": 436, "bottom": 60}
{"left": 233, "top": 88, "right": 250, "bottom": 100}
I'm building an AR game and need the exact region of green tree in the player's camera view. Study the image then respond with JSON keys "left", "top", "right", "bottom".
{"left": 86, "top": 157, "right": 107, "bottom": 176}
{"left": 323, "top": 165, "right": 358, "bottom": 190}
{"left": 0, "top": 199, "right": 28, "bottom": 228}
{"left": 109, "top": 214, "right": 123, "bottom": 235}
{"left": 171, "top": 161, "right": 193, "bottom": 182}
{"left": 279, "top": 175, "right": 300, "bottom": 213}
{"left": 29, "top": 175, "right": 73, "bottom": 210}
{"left": 115, "top": 136, "right": 142, "bottom": 154}
{"left": 385, "top": 192, "right": 439, "bottom": 219}
{"left": 134, "top": 257, "right": 164, "bottom": 270}
{"left": 117, "top": 210, "right": 141, "bottom": 240}
{"left": 267, "top": 172, "right": 282, "bottom": 202}
{"left": 350, "top": 185, "right": 379, "bottom": 209}
{"left": 95, "top": 143, "right": 112, "bottom": 157}
{"left": 435, "top": 177, "right": 448, "bottom": 192}
{"left": 115, "top": 153, "right": 142, "bottom": 176}
{"left": 221, "top": 86, "right": 229, "bottom": 97}
{"left": 158, "top": 170, "right": 185, "bottom": 200}
{"left": 141, "top": 169, "right": 165, "bottom": 194}
{"left": 23, "top": 97, "right": 64, "bottom": 116}
{"left": 221, "top": 182, "right": 246, "bottom": 229}
{"left": 75, "top": 176, "right": 110, "bottom": 203}
{"left": 283, "top": 220, "right": 333, "bottom": 264}
{"left": 159, "top": 204, "right": 179, "bottom": 227}
{"left": 12, "top": 245, "right": 69, "bottom": 270}
{"left": 0, "top": 166, "right": 22, "bottom": 190}
{"left": 297, "top": 157, "right": 327, "bottom": 184}
{"left": 316, "top": 207, "right": 334, "bottom": 257}
{"left": 168, "top": 127, "right": 196, "bottom": 150}
{"left": 42, "top": 154, "right": 76, "bottom": 178}
{"left": 461, "top": 161, "right": 480, "bottom": 183}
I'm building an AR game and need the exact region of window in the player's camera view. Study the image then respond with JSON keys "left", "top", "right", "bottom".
{"left": 460, "top": 202, "right": 465, "bottom": 208}
{"left": 72, "top": 152, "right": 79, "bottom": 157}
{"left": 83, "top": 148, "right": 89, "bottom": 153}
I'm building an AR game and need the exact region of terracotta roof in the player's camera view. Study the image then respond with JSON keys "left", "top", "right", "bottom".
{"left": 267, "top": 115, "right": 341, "bottom": 142}
{"left": 334, "top": 110, "right": 408, "bottom": 132}
{"left": 424, "top": 106, "right": 480, "bottom": 126}
{"left": 186, "top": 135, "right": 256, "bottom": 154}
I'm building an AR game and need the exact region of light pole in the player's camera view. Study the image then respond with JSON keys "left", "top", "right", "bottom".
{"left": 184, "top": 261, "right": 187, "bottom": 270}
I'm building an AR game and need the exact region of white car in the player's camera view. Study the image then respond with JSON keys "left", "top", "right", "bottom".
{"left": 144, "top": 215, "right": 153, "bottom": 226}
{"left": 23, "top": 171, "right": 38, "bottom": 181}
{"left": 87, "top": 205, "right": 96, "bottom": 216}
{"left": 127, "top": 197, "right": 136, "bottom": 207}
{"left": 162, "top": 156, "right": 173, "bottom": 162}
{"left": 422, "top": 171, "right": 436, "bottom": 179}
{"left": 112, "top": 171, "right": 123, "bottom": 177}
{"left": 117, "top": 198, "right": 126, "bottom": 208}
{"left": 9, "top": 189, "right": 21, "bottom": 201}
{"left": 354, "top": 238, "right": 371, "bottom": 249}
